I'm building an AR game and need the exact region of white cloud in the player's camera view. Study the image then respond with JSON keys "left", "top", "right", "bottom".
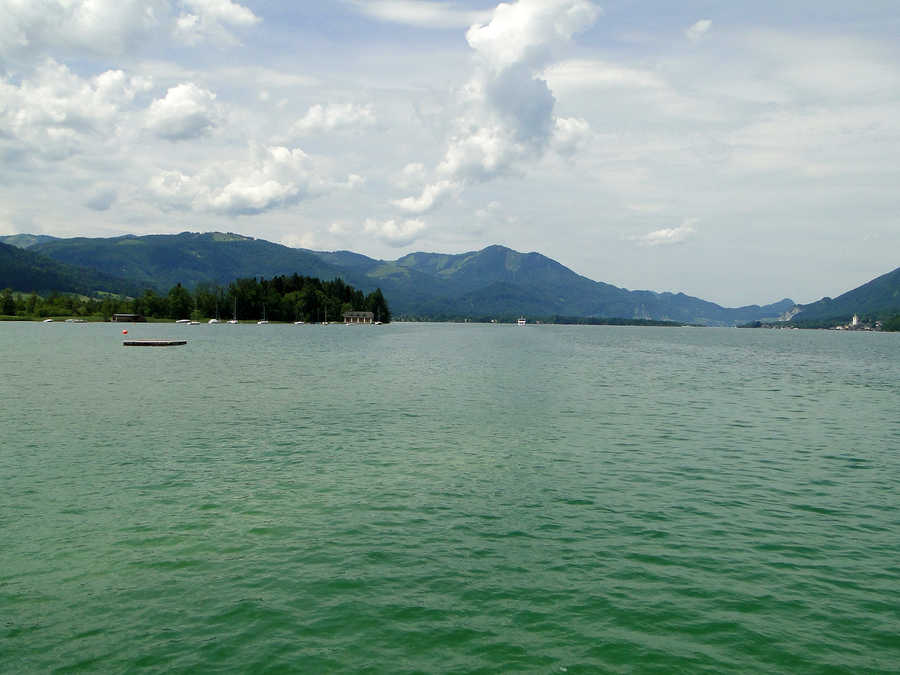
{"left": 396, "top": 0, "right": 600, "bottom": 213}
{"left": 148, "top": 145, "right": 336, "bottom": 215}
{"left": 174, "top": 0, "right": 259, "bottom": 45}
{"left": 364, "top": 217, "right": 427, "bottom": 246}
{"left": 291, "top": 103, "right": 375, "bottom": 135}
{"left": 739, "top": 30, "right": 900, "bottom": 101}
{"left": 0, "top": 0, "right": 259, "bottom": 58}
{"left": 633, "top": 221, "right": 697, "bottom": 247}
{"left": 0, "top": 59, "right": 150, "bottom": 159}
{"left": 145, "top": 82, "right": 219, "bottom": 140}
{"left": 552, "top": 116, "right": 591, "bottom": 156}
{"left": 466, "top": 0, "right": 600, "bottom": 72}
{"left": 391, "top": 179, "right": 458, "bottom": 214}
{"left": 543, "top": 59, "right": 665, "bottom": 91}
{"left": 685, "top": 19, "right": 712, "bottom": 43}
{"left": 392, "top": 162, "right": 426, "bottom": 189}
{"left": 347, "top": 0, "right": 491, "bottom": 29}
{"left": 0, "top": 0, "right": 164, "bottom": 58}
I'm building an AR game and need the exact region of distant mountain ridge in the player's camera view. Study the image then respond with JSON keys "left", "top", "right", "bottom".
{"left": 790, "top": 266, "right": 900, "bottom": 322}
{"left": 1, "top": 231, "right": 794, "bottom": 325}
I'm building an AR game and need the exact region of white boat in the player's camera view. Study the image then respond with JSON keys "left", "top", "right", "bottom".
{"left": 517, "top": 316, "right": 526, "bottom": 325}
{"left": 228, "top": 298, "right": 238, "bottom": 324}
{"left": 257, "top": 304, "right": 268, "bottom": 325}
{"left": 294, "top": 321, "right": 305, "bottom": 325}
{"left": 208, "top": 318, "right": 219, "bottom": 324}
{"left": 175, "top": 319, "right": 191, "bottom": 324}
{"left": 42, "top": 318, "right": 53, "bottom": 322}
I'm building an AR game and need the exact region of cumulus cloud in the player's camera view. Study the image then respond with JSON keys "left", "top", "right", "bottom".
{"left": 685, "top": 19, "right": 712, "bottom": 43}
{"left": 0, "top": 0, "right": 164, "bottom": 58}
{"left": 148, "top": 145, "right": 348, "bottom": 215}
{"left": 145, "top": 82, "right": 219, "bottom": 140}
{"left": 466, "top": 0, "right": 600, "bottom": 72}
{"left": 0, "top": 0, "right": 259, "bottom": 58}
{"left": 391, "top": 179, "right": 458, "bottom": 214}
{"left": 291, "top": 103, "right": 375, "bottom": 135}
{"left": 0, "top": 59, "right": 151, "bottom": 159}
{"left": 633, "top": 221, "right": 697, "bottom": 247}
{"left": 173, "top": 0, "right": 260, "bottom": 46}
{"left": 347, "top": 0, "right": 491, "bottom": 29}
{"left": 395, "top": 0, "right": 600, "bottom": 213}
{"left": 552, "top": 116, "right": 591, "bottom": 156}
{"left": 364, "top": 217, "right": 427, "bottom": 246}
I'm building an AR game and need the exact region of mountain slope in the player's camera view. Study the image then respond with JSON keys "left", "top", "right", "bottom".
{"left": 31, "top": 232, "right": 344, "bottom": 291}
{"left": 791, "top": 266, "right": 900, "bottom": 321}
{"left": 0, "top": 242, "right": 141, "bottom": 295}
{"left": 0, "top": 234, "right": 59, "bottom": 249}
{"left": 386, "top": 245, "right": 792, "bottom": 324}
{"left": 20, "top": 232, "right": 793, "bottom": 324}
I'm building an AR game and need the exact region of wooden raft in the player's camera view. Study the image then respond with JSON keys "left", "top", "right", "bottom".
{"left": 123, "top": 339, "right": 187, "bottom": 347}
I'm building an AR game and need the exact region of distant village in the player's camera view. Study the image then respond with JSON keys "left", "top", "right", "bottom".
{"left": 747, "top": 313, "right": 889, "bottom": 331}
{"left": 829, "top": 314, "right": 883, "bottom": 331}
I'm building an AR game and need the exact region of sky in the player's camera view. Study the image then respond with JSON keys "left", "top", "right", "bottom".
{"left": 1, "top": 0, "right": 898, "bottom": 306}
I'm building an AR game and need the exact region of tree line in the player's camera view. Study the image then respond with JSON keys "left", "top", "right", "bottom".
{"left": 1, "top": 274, "right": 391, "bottom": 323}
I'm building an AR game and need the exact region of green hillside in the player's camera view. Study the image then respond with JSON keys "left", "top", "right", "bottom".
{"left": 0, "top": 241, "right": 143, "bottom": 296}
{"left": 792, "top": 266, "right": 900, "bottom": 322}
{"left": 31, "top": 232, "right": 343, "bottom": 291}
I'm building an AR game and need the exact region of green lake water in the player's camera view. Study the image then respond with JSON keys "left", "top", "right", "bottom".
{"left": 2, "top": 321, "right": 899, "bottom": 673}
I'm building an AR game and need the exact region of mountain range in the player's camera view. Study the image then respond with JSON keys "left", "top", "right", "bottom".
{"left": 5, "top": 230, "right": 889, "bottom": 326}
{"left": 789, "top": 265, "right": 900, "bottom": 323}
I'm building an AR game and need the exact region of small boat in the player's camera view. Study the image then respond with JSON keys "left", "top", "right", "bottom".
{"left": 175, "top": 318, "right": 191, "bottom": 324}
{"left": 42, "top": 318, "right": 54, "bottom": 322}
{"left": 257, "top": 304, "right": 268, "bottom": 325}
{"left": 65, "top": 318, "right": 86, "bottom": 323}
{"left": 294, "top": 321, "right": 305, "bottom": 325}
{"left": 208, "top": 318, "right": 219, "bottom": 324}
{"left": 517, "top": 316, "right": 526, "bottom": 325}
{"left": 228, "top": 298, "right": 238, "bottom": 324}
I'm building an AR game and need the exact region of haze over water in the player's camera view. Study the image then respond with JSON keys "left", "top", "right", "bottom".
{"left": 2, "top": 322, "right": 898, "bottom": 672}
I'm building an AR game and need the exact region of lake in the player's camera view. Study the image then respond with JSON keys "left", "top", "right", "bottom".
{"left": 2, "top": 321, "right": 898, "bottom": 672}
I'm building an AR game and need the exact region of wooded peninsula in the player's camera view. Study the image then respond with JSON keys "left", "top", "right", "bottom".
{"left": 0, "top": 275, "right": 391, "bottom": 323}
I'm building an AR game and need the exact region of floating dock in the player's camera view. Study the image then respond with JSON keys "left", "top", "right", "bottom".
{"left": 123, "top": 339, "right": 187, "bottom": 347}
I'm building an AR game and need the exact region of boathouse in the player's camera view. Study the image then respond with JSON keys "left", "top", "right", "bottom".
{"left": 112, "top": 313, "right": 146, "bottom": 322}
{"left": 343, "top": 311, "right": 374, "bottom": 324}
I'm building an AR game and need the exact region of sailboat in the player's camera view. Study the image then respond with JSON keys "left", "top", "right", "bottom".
{"left": 228, "top": 298, "right": 238, "bottom": 324}
{"left": 208, "top": 295, "right": 220, "bottom": 323}
{"left": 257, "top": 303, "right": 269, "bottom": 325}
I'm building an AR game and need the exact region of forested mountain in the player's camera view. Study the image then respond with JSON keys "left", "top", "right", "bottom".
{"left": 790, "top": 266, "right": 900, "bottom": 322}
{"left": 7, "top": 231, "right": 794, "bottom": 325}
{"left": 26, "top": 232, "right": 342, "bottom": 291}
{"left": 0, "top": 241, "right": 142, "bottom": 296}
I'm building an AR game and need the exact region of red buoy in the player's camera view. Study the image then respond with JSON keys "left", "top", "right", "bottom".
{"left": 122, "top": 329, "right": 128, "bottom": 334}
